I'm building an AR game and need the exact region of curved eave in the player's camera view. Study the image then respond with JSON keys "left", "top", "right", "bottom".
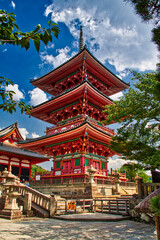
{"left": 30, "top": 49, "right": 85, "bottom": 85}
{"left": 29, "top": 81, "right": 113, "bottom": 118}
{"left": 0, "top": 122, "right": 24, "bottom": 141}
{"left": 30, "top": 47, "right": 129, "bottom": 92}
{"left": 0, "top": 145, "right": 49, "bottom": 164}
{"left": 84, "top": 48, "right": 129, "bottom": 89}
{"left": 18, "top": 121, "right": 113, "bottom": 149}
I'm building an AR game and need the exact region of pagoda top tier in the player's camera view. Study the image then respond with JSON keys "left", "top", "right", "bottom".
{"left": 31, "top": 47, "right": 129, "bottom": 97}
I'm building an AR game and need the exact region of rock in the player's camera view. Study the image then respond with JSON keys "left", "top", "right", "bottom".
{"left": 141, "top": 213, "right": 153, "bottom": 223}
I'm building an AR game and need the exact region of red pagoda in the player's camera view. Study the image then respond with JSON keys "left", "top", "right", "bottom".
{"left": 19, "top": 27, "right": 129, "bottom": 183}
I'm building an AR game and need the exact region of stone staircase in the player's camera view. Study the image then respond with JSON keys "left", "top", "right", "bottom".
{"left": 18, "top": 196, "right": 49, "bottom": 218}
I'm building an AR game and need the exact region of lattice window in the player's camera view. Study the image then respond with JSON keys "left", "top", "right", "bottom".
{"left": 56, "top": 161, "right": 61, "bottom": 168}
{"left": 75, "top": 158, "right": 80, "bottom": 166}
{"left": 102, "top": 162, "right": 105, "bottom": 170}
{"left": 85, "top": 159, "right": 89, "bottom": 166}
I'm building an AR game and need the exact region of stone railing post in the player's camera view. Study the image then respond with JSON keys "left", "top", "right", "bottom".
{"left": 24, "top": 192, "right": 32, "bottom": 211}
{"left": 135, "top": 174, "right": 143, "bottom": 198}
{"left": 23, "top": 192, "right": 33, "bottom": 216}
{"left": 49, "top": 195, "right": 57, "bottom": 217}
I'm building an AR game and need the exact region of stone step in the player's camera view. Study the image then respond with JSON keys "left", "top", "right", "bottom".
{"left": 31, "top": 202, "right": 49, "bottom": 218}
{"left": 119, "top": 194, "right": 133, "bottom": 198}
{"left": 18, "top": 196, "right": 49, "bottom": 218}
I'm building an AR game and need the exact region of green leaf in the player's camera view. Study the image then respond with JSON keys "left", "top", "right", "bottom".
{"left": 48, "top": 20, "right": 51, "bottom": 26}
{"left": 34, "top": 39, "right": 40, "bottom": 52}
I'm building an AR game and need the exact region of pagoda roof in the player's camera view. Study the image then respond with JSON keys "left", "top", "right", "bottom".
{"left": 18, "top": 119, "right": 113, "bottom": 151}
{"left": 29, "top": 81, "right": 113, "bottom": 123}
{"left": 0, "top": 143, "right": 49, "bottom": 164}
{"left": 0, "top": 122, "right": 49, "bottom": 164}
{"left": 0, "top": 122, "right": 24, "bottom": 142}
{"left": 30, "top": 47, "right": 129, "bottom": 96}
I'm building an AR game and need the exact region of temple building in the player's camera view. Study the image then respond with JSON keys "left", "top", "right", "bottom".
{"left": 19, "top": 27, "right": 129, "bottom": 184}
{"left": 0, "top": 122, "right": 49, "bottom": 181}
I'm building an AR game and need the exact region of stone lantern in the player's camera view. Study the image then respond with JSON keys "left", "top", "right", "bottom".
{"left": 88, "top": 165, "right": 96, "bottom": 183}
{"left": 0, "top": 165, "right": 24, "bottom": 219}
{"left": 114, "top": 169, "right": 121, "bottom": 193}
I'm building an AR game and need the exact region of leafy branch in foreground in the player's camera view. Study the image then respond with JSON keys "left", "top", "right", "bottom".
{"left": 0, "top": 10, "right": 59, "bottom": 113}
{"left": 0, "top": 76, "right": 32, "bottom": 114}
{"left": 0, "top": 10, "right": 60, "bottom": 52}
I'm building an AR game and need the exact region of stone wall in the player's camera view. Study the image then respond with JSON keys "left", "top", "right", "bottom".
{"left": 30, "top": 181, "right": 136, "bottom": 198}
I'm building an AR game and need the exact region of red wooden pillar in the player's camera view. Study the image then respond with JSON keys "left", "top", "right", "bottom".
{"left": 81, "top": 155, "right": 85, "bottom": 173}
{"left": 61, "top": 160, "right": 63, "bottom": 175}
{"left": 8, "top": 157, "right": 11, "bottom": 171}
{"left": 71, "top": 158, "right": 74, "bottom": 170}
{"left": 18, "top": 160, "right": 22, "bottom": 179}
{"left": 90, "top": 158, "right": 93, "bottom": 166}
{"left": 100, "top": 161, "right": 102, "bottom": 171}
{"left": 105, "top": 157, "right": 108, "bottom": 176}
{"left": 29, "top": 162, "right": 32, "bottom": 180}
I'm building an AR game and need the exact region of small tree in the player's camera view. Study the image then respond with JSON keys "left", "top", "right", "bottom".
{"left": 120, "top": 162, "right": 143, "bottom": 182}
{"left": 31, "top": 165, "right": 50, "bottom": 178}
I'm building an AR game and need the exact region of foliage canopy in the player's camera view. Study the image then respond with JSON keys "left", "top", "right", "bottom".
{"left": 104, "top": 71, "right": 160, "bottom": 171}
{"left": 31, "top": 164, "right": 50, "bottom": 178}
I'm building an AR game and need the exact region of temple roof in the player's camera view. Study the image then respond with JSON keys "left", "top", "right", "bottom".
{"left": 0, "top": 122, "right": 24, "bottom": 141}
{"left": 30, "top": 47, "right": 129, "bottom": 96}
{"left": 18, "top": 119, "right": 114, "bottom": 151}
{"left": 0, "top": 122, "right": 49, "bottom": 164}
{"left": 0, "top": 143, "right": 49, "bottom": 161}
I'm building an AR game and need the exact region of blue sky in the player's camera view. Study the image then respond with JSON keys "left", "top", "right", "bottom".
{"left": 0, "top": 0, "right": 158, "bottom": 170}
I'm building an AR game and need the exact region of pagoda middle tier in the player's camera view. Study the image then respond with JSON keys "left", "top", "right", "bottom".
{"left": 29, "top": 81, "right": 113, "bottom": 125}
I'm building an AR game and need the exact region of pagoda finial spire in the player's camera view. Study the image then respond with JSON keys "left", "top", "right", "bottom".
{"left": 79, "top": 25, "right": 83, "bottom": 52}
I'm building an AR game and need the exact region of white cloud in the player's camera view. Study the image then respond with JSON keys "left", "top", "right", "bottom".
{"left": 44, "top": 0, "right": 158, "bottom": 73}
{"left": 110, "top": 91, "right": 123, "bottom": 101}
{"left": 31, "top": 132, "right": 40, "bottom": 138}
{"left": 40, "top": 46, "right": 76, "bottom": 69}
{"left": 108, "top": 158, "right": 127, "bottom": 172}
{"left": 5, "top": 84, "right": 24, "bottom": 101}
{"left": 45, "top": 42, "right": 54, "bottom": 49}
{"left": 19, "top": 128, "right": 29, "bottom": 140}
{"left": 28, "top": 88, "right": 48, "bottom": 106}
{"left": 11, "top": 1, "right": 16, "bottom": 9}
{"left": 2, "top": 49, "right": 7, "bottom": 53}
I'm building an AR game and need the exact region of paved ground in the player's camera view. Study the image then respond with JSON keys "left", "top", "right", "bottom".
{"left": 0, "top": 214, "right": 157, "bottom": 240}
{"left": 53, "top": 212, "right": 131, "bottom": 221}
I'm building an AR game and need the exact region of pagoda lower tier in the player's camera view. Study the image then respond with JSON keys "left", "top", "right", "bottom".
{"left": 19, "top": 119, "right": 116, "bottom": 179}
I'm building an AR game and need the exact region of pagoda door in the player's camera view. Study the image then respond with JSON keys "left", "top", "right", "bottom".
{"left": 93, "top": 161, "right": 99, "bottom": 170}
{"left": 63, "top": 160, "right": 71, "bottom": 174}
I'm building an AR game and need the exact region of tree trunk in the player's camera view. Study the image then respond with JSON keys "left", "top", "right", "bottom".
{"left": 155, "top": 215, "right": 160, "bottom": 240}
